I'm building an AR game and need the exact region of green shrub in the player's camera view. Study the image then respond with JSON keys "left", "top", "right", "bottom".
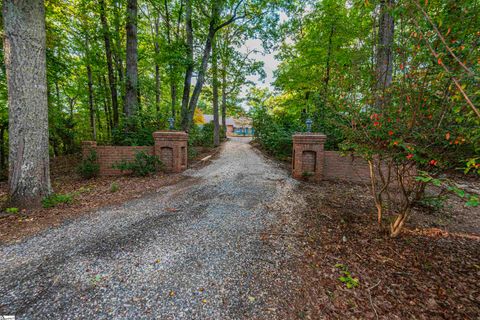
{"left": 77, "top": 150, "right": 100, "bottom": 179}
{"left": 188, "top": 123, "right": 225, "bottom": 148}
{"left": 42, "top": 193, "right": 73, "bottom": 208}
{"left": 188, "top": 123, "right": 213, "bottom": 147}
{"left": 114, "top": 151, "right": 163, "bottom": 177}
{"left": 110, "top": 114, "right": 166, "bottom": 146}
{"left": 110, "top": 182, "right": 120, "bottom": 193}
{"left": 251, "top": 106, "right": 301, "bottom": 159}
{"left": 5, "top": 207, "right": 19, "bottom": 214}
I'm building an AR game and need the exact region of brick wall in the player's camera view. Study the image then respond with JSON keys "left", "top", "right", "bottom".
{"left": 82, "top": 131, "right": 188, "bottom": 176}
{"left": 323, "top": 151, "right": 370, "bottom": 183}
{"left": 302, "top": 151, "right": 317, "bottom": 173}
{"left": 95, "top": 146, "right": 154, "bottom": 176}
{"left": 292, "top": 133, "right": 371, "bottom": 184}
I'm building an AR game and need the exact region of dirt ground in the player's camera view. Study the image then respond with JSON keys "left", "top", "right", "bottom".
{"left": 274, "top": 180, "right": 480, "bottom": 319}
{"left": 250, "top": 140, "right": 479, "bottom": 319}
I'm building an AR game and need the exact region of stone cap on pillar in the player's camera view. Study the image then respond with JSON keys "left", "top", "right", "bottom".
{"left": 292, "top": 133, "right": 327, "bottom": 144}
{"left": 152, "top": 131, "right": 188, "bottom": 141}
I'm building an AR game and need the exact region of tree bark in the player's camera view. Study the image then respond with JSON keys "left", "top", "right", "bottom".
{"left": 154, "top": 17, "right": 161, "bottom": 114}
{"left": 180, "top": 0, "right": 194, "bottom": 130}
{"left": 375, "top": 0, "right": 395, "bottom": 108}
{"left": 3, "top": 0, "right": 52, "bottom": 207}
{"left": 112, "top": 0, "right": 125, "bottom": 110}
{"left": 87, "top": 64, "right": 96, "bottom": 140}
{"left": 85, "top": 35, "right": 96, "bottom": 140}
{"left": 212, "top": 36, "right": 220, "bottom": 146}
{"left": 0, "top": 125, "right": 6, "bottom": 171}
{"left": 171, "top": 82, "right": 177, "bottom": 119}
{"left": 324, "top": 24, "right": 335, "bottom": 101}
{"left": 221, "top": 68, "right": 227, "bottom": 138}
{"left": 100, "top": 75, "right": 112, "bottom": 137}
{"left": 164, "top": 0, "right": 177, "bottom": 119}
{"left": 99, "top": 0, "right": 119, "bottom": 127}
{"left": 125, "top": 0, "right": 139, "bottom": 117}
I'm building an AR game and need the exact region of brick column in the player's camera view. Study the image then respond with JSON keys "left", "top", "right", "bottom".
{"left": 152, "top": 131, "right": 188, "bottom": 173}
{"left": 81, "top": 141, "right": 97, "bottom": 159}
{"left": 292, "top": 133, "right": 327, "bottom": 182}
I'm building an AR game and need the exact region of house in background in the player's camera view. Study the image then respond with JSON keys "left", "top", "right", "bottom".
{"left": 202, "top": 115, "right": 254, "bottom": 136}
{"left": 232, "top": 117, "right": 254, "bottom": 136}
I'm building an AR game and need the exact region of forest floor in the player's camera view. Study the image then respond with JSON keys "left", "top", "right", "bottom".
{"left": 0, "top": 145, "right": 219, "bottom": 244}
{"left": 0, "top": 138, "right": 478, "bottom": 319}
{"left": 251, "top": 141, "right": 480, "bottom": 319}
{"left": 279, "top": 181, "right": 480, "bottom": 319}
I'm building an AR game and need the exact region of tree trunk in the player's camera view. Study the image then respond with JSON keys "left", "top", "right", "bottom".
{"left": 180, "top": 0, "right": 194, "bottom": 130}
{"left": 0, "top": 125, "right": 6, "bottom": 171}
{"left": 221, "top": 62, "right": 227, "bottom": 138}
{"left": 125, "top": 0, "right": 139, "bottom": 117}
{"left": 185, "top": 22, "right": 216, "bottom": 130}
{"left": 101, "top": 75, "right": 113, "bottom": 135}
{"left": 375, "top": 0, "right": 395, "bottom": 108}
{"left": 184, "top": 5, "right": 218, "bottom": 129}
{"left": 171, "top": 82, "right": 177, "bottom": 119}
{"left": 154, "top": 17, "right": 161, "bottom": 115}
{"left": 99, "top": 75, "right": 111, "bottom": 137}
{"left": 99, "top": 0, "right": 119, "bottom": 127}
{"left": 3, "top": 0, "right": 52, "bottom": 207}
{"left": 87, "top": 64, "right": 96, "bottom": 140}
{"left": 182, "top": 1, "right": 237, "bottom": 131}
{"left": 113, "top": 0, "right": 125, "bottom": 110}
{"left": 212, "top": 36, "right": 220, "bottom": 146}
{"left": 324, "top": 25, "right": 334, "bottom": 101}
{"left": 85, "top": 35, "right": 96, "bottom": 140}
{"left": 164, "top": 0, "right": 177, "bottom": 120}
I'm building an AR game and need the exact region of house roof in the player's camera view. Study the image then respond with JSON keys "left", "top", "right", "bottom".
{"left": 203, "top": 114, "right": 235, "bottom": 126}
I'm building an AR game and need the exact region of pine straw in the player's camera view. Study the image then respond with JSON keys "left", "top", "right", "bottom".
{"left": 283, "top": 181, "right": 480, "bottom": 319}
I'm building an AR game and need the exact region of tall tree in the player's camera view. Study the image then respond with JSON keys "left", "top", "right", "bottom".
{"left": 125, "top": 0, "right": 139, "bottom": 117}
{"left": 112, "top": 0, "right": 125, "bottom": 110}
{"left": 3, "top": 0, "right": 52, "bottom": 206}
{"left": 212, "top": 36, "right": 220, "bottom": 146}
{"left": 99, "top": 0, "right": 120, "bottom": 127}
{"left": 180, "top": 0, "right": 194, "bottom": 130}
{"left": 86, "top": 52, "right": 96, "bottom": 140}
{"left": 181, "top": 0, "right": 245, "bottom": 131}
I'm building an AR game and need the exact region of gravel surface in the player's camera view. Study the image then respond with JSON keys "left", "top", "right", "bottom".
{"left": 0, "top": 137, "right": 304, "bottom": 319}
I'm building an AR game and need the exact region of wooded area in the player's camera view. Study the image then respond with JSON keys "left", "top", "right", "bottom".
{"left": 1, "top": 0, "right": 273, "bottom": 206}
{"left": 0, "top": 1, "right": 479, "bottom": 317}
{"left": 1, "top": 0, "right": 479, "bottom": 228}
{"left": 250, "top": 0, "right": 479, "bottom": 236}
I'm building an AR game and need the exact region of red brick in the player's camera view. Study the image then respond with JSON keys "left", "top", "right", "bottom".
{"left": 81, "top": 131, "right": 188, "bottom": 176}
{"left": 292, "top": 134, "right": 372, "bottom": 183}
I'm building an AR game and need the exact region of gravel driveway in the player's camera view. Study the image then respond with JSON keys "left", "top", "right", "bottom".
{"left": 0, "top": 137, "right": 304, "bottom": 319}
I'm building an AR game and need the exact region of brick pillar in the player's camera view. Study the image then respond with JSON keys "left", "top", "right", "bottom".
{"left": 292, "top": 133, "right": 327, "bottom": 182}
{"left": 81, "top": 141, "right": 97, "bottom": 159}
{"left": 152, "top": 131, "right": 188, "bottom": 173}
